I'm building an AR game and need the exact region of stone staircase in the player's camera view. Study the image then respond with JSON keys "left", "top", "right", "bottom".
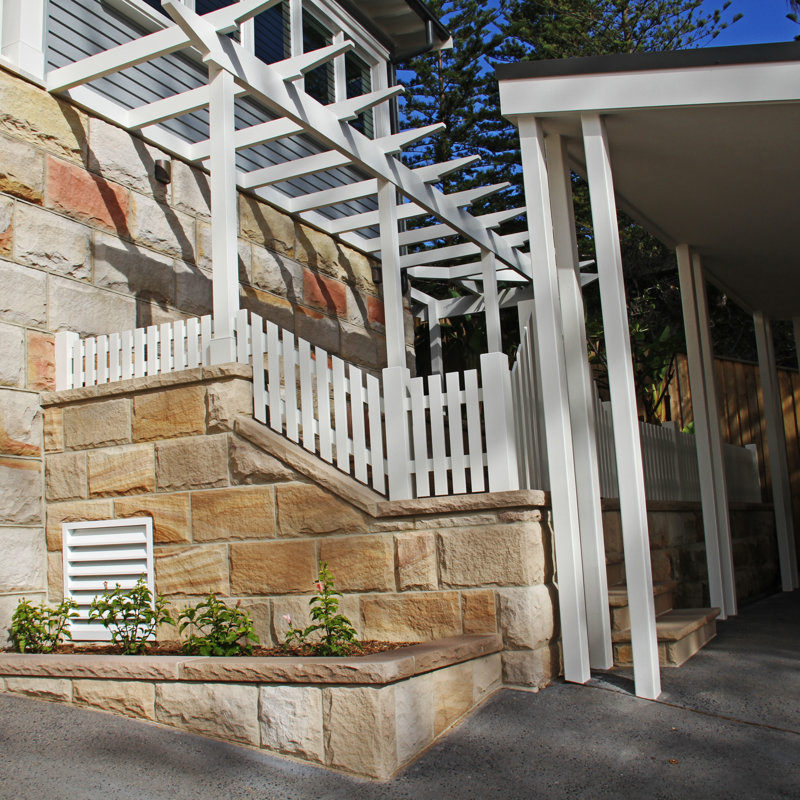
{"left": 606, "top": 555, "right": 720, "bottom": 667}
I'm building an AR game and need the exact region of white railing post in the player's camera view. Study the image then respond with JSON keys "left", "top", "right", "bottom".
{"left": 55, "top": 331, "right": 80, "bottom": 391}
{"left": 480, "top": 352, "right": 519, "bottom": 494}
{"left": 383, "top": 365, "right": 412, "bottom": 500}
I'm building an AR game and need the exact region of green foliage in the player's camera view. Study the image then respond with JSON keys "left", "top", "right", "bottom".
{"left": 10, "top": 598, "right": 78, "bottom": 653}
{"left": 178, "top": 594, "right": 259, "bottom": 656}
{"left": 88, "top": 578, "right": 173, "bottom": 655}
{"left": 283, "top": 562, "right": 361, "bottom": 657}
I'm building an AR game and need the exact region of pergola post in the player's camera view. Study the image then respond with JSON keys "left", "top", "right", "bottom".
{"left": 428, "top": 298, "right": 443, "bottom": 375}
{"left": 753, "top": 312, "right": 799, "bottom": 591}
{"left": 675, "top": 245, "right": 734, "bottom": 616}
{"left": 377, "top": 178, "right": 407, "bottom": 370}
{"left": 545, "top": 132, "right": 612, "bottom": 669}
{"left": 518, "top": 115, "right": 590, "bottom": 685}
{"left": 1, "top": 0, "right": 47, "bottom": 77}
{"left": 482, "top": 250, "right": 503, "bottom": 353}
{"left": 207, "top": 64, "right": 240, "bottom": 365}
{"left": 582, "top": 112, "right": 660, "bottom": 699}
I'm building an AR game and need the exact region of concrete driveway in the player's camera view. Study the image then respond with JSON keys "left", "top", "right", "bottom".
{"left": 1, "top": 591, "right": 798, "bottom": 800}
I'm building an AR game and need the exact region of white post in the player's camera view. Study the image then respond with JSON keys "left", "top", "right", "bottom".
{"left": 692, "top": 251, "right": 737, "bottom": 615}
{"left": 383, "top": 365, "right": 412, "bottom": 500}
{"left": 482, "top": 250, "right": 503, "bottom": 353}
{"left": 55, "top": 331, "right": 80, "bottom": 391}
{"left": 207, "top": 65, "right": 239, "bottom": 365}
{"left": 545, "top": 132, "right": 612, "bottom": 669}
{"left": 1, "top": 0, "right": 47, "bottom": 78}
{"left": 753, "top": 312, "right": 799, "bottom": 591}
{"left": 582, "top": 112, "right": 660, "bottom": 699}
{"left": 378, "top": 178, "right": 407, "bottom": 369}
{"left": 480, "top": 352, "right": 519, "bottom": 492}
{"left": 428, "top": 299, "right": 443, "bottom": 375}
{"left": 518, "top": 115, "right": 590, "bottom": 685}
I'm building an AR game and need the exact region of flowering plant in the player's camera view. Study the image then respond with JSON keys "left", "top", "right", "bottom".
{"left": 10, "top": 598, "right": 79, "bottom": 653}
{"left": 178, "top": 593, "right": 258, "bottom": 656}
{"left": 283, "top": 562, "right": 361, "bottom": 656}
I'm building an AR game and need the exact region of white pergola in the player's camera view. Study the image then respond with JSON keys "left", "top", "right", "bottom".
{"left": 499, "top": 42, "right": 800, "bottom": 699}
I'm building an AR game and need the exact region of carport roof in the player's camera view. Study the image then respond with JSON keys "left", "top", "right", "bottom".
{"left": 497, "top": 42, "right": 800, "bottom": 318}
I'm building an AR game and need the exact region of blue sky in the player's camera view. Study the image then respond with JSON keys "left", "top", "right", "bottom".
{"left": 701, "top": 0, "right": 798, "bottom": 45}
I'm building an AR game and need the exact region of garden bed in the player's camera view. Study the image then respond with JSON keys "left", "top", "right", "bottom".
{"left": 0, "top": 633, "right": 503, "bottom": 780}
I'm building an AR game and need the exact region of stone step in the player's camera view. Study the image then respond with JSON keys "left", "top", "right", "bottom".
{"left": 612, "top": 608, "right": 720, "bottom": 667}
{"left": 607, "top": 580, "right": 677, "bottom": 631}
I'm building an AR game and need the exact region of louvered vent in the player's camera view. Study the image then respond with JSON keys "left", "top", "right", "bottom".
{"left": 62, "top": 518, "right": 154, "bottom": 641}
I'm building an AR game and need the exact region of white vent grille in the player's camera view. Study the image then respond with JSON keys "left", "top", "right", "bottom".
{"left": 62, "top": 518, "right": 154, "bottom": 641}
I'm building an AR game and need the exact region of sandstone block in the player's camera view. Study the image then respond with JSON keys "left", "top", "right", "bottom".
{"left": 4, "top": 677, "right": 71, "bottom": 702}
{"left": 462, "top": 589, "right": 498, "bottom": 634}
{"left": 240, "top": 285, "right": 294, "bottom": 331}
{"left": 196, "top": 221, "right": 250, "bottom": 273}
{"left": 43, "top": 408, "right": 63, "bottom": 453}
{"left": 0, "top": 457, "right": 41, "bottom": 525}
{"left": 115, "top": 493, "right": 191, "bottom": 543}
{"left": 206, "top": 378, "right": 252, "bottom": 433}
{"left": 155, "top": 682, "right": 259, "bottom": 746}
{"left": 0, "top": 528, "right": 45, "bottom": 592}
{"left": 235, "top": 598, "right": 272, "bottom": 647}
{"left": 155, "top": 434, "right": 229, "bottom": 491}
{"left": 323, "top": 686, "right": 396, "bottom": 779}
{"left": 340, "top": 321, "right": 378, "bottom": 368}
{"left": 230, "top": 540, "right": 316, "bottom": 595}
{"left": 48, "top": 551, "right": 64, "bottom": 602}
{"left": 174, "top": 261, "right": 212, "bottom": 317}
{"left": 501, "top": 644, "right": 561, "bottom": 689}
{"left": 88, "top": 444, "right": 155, "bottom": 497}
{"left": 13, "top": 203, "right": 90, "bottom": 280}
{"left": 94, "top": 232, "right": 175, "bottom": 307}
{"left": 472, "top": 653, "right": 502, "bottom": 702}
{"left": 63, "top": 398, "right": 130, "bottom": 450}
{"left": 48, "top": 277, "right": 136, "bottom": 337}
{"left": 293, "top": 305, "right": 339, "bottom": 353}
{"left": 0, "top": 388, "right": 42, "bottom": 456}
{"left": 155, "top": 545, "right": 228, "bottom": 596}
{"left": 170, "top": 159, "right": 210, "bottom": 217}
{"left": 46, "top": 450, "right": 87, "bottom": 501}
{"left": 0, "top": 197, "right": 12, "bottom": 257}
{"left": 132, "top": 385, "right": 205, "bottom": 442}
{"left": 0, "top": 133, "right": 44, "bottom": 202}
{"left": 229, "top": 436, "right": 295, "bottom": 484}
{"left": 318, "top": 535, "right": 394, "bottom": 592}
{"left": 192, "top": 486, "right": 276, "bottom": 541}
{"left": 394, "top": 674, "right": 434, "bottom": 765}
{"left": 73, "top": 679, "right": 155, "bottom": 720}
{"left": 271, "top": 594, "right": 361, "bottom": 644}
{"left": 360, "top": 592, "right": 461, "bottom": 642}
{"left": 303, "top": 270, "right": 347, "bottom": 316}
{"left": 339, "top": 245, "right": 377, "bottom": 294}
{"left": 0, "top": 260, "right": 46, "bottom": 327}
{"left": 294, "top": 224, "right": 345, "bottom": 279}
{"left": 88, "top": 117, "right": 167, "bottom": 198}
{"left": 276, "top": 483, "right": 364, "bottom": 536}
{"left": 129, "top": 193, "right": 195, "bottom": 262}
{"left": 46, "top": 157, "right": 129, "bottom": 234}
{"left": 603, "top": 511, "right": 623, "bottom": 555}
{"left": 433, "top": 661, "right": 473, "bottom": 735}
{"left": 239, "top": 195, "right": 295, "bottom": 255}
{"left": 259, "top": 685, "right": 324, "bottom": 761}
{"left": 438, "top": 523, "right": 542, "bottom": 587}
{"left": 0, "top": 323, "right": 24, "bottom": 387}
{"left": 251, "top": 246, "right": 303, "bottom": 301}
{"left": 395, "top": 531, "right": 437, "bottom": 591}
{"left": 46, "top": 499, "right": 114, "bottom": 550}
{"left": 496, "top": 585, "right": 556, "bottom": 650}
{"left": 26, "top": 330, "right": 55, "bottom": 391}
{"left": 367, "top": 295, "right": 385, "bottom": 329}
{"left": 344, "top": 286, "right": 367, "bottom": 327}
{"left": 0, "top": 69, "right": 87, "bottom": 162}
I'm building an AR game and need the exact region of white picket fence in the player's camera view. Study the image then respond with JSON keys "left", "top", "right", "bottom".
{"left": 56, "top": 313, "right": 518, "bottom": 501}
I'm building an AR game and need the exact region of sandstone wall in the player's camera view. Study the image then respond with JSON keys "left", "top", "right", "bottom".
{"left": 40, "top": 368, "right": 561, "bottom": 689}
{"left": 0, "top": 63, "right": 406, "bottom": 641}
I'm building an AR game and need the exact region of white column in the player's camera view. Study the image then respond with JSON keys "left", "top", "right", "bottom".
{"left": 1, "top": 0, "right": 47, "bottom": 78}
{"left": 428, "top": 299, "right": 443, "bottom": 375}
{"left": 482, "top": 250, "right": 503, "bottom": 353}
{"left": 518, "top": 115, "right": 590, "bottom": 685}
{"left": 753, "top": 312, "right": 799, "bottom": 591}
{"left": 480, "top": 351, "right": 519, "bottom": 492}
{"left": 545, "top": 132, "right": 612, "bottom": 669}
{"left": 582, "top": 113, "right": 660, "bottom": 700}
{"left": 378, "top": 179, "right": 407, "bottom": 369}
{"left": 383, "top": 365, "right": 412, "bottom": 500}
{"left": 207, "top": 65, "right": 239, "bottom": 365}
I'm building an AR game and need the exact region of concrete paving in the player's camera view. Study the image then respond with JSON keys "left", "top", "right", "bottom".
{"left": 1, "top": 591, "right": 798, "bottom": 800}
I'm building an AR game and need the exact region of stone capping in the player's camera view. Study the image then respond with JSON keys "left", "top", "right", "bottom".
{"left": 601, "top": 498, "right": 773, "bottom": 512}
{"left": 0, "top": 633, "right": 501, "bottom": 685}
{"left": 40, "top": 364, "right": 253, "bottom": 407}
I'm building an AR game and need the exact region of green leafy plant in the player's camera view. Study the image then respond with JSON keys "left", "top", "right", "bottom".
{"left": 283, "top": 562, "right": 361, "bottom": 657}
{"left": 88, "top": 577, "right": 173, "bottom": 654}
{"left": 178, "top": 594, "right": 259, "bottom": 656}
{"left": 9, "top": 598, "right": 78, "bottom": 653}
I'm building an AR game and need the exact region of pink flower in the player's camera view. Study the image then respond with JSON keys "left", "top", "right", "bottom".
{"left": 314, "top": 581, "right": 324, "bottom": 592}
{"left": 282, "top": 614, "right": 292, "bottom": 624}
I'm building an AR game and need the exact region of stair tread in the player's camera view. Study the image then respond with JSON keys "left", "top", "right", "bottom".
{"left": 612, "top": 607, "right": 720, "bottom": 643}
{"left": 607, "top": 580, "right": 677, "bottom": 607}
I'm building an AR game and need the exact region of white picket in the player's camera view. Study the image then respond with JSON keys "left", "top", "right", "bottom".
{"left": 332, "top": 356, "right": 348, "bottom": 471}
{"left": 315, "top": 346, "right": 333, "bottom": 463}
{"left": 409, "top": 376, "right": 430, "bottom": 498}
{"left": 349, "top": 364, "right": 368, "bottom": 483}
{"left": 282, "top": 330, "right": 299, "bottom": 442}
{"left": 446, "top": 371, "right": 466, "bottom": 494}
{"left": 366, "top": 373, "right": 385, "bottom": 493}
{"left": 96, "top": 335, "right": 109, "bottom": 385}
{"left": 84, "top": 336, "right": 97, "bottom": 387}
{"left": 298, "top": 338, "right": 314, "bottom": 452}
{"left": 186, "top": 318, "right": 200, "bottom": 368}
{"left": 200, "top": 316, "right": 212, "bottom": 365}
{"left": 428, "top": 374, "right": 448, "bottom": 495}
{"left": 108, "top": 333, "right": 121, "bottom": 383}
{"left": 235, "top": 309, "right": 250, "bottom": 364}
{"left": 464, "top": 369, "right": 485, "bottom": 493}
{"left": 250, "top": 313, "right": 267, "bottom": 424}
